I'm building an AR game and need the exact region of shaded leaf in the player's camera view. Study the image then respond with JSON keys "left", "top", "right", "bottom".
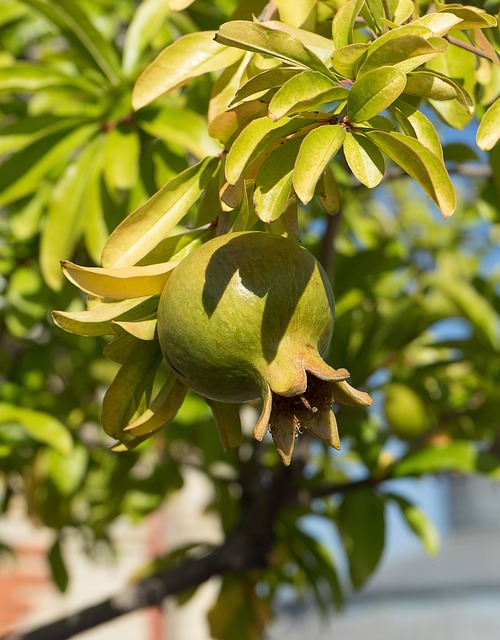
{"left": 477, "top": 96, "right": 500, "bottom": 150}
{"left": 232, "top": 67, "right": 301, "bottom": 105}
{"left": 0, "top": 63, "right": 98, "bottom": 94}
{"left": 392, "top": 100, "right": 443, "bottom": 159}
{"left": 391, "top": 441, "right": 478, "bottom": 477}
{"left": 315, "top": 166, "right": 340, "bottom": 215}
{"left": 205, "top": 399, "right": 243, "bottom": 450}
{"left": 390, "top": 494, "right": 440, "bottom": 556}
{"left": 103, "top": 126, "right": 140, "bottom": 195}
{"left": 275, "top": 0, "right": 316, "bottom": 30}
{"left": 48, "top": 539, "right": 69, "bottom": 593}
{"left": 122, "top": 0, "right": 171, "bottom": 77}
{"left": 366, "top": 130, "right": 456, "bottom": 217}
{"left": 331, "top": 43, "right": 370, "bottom": 78}
{"left": 358, "top": 35, "right": 448, "bottom": 75}
{"left": 208, "top": 100, "right": 269, "bottom": 146}
{"left": 293, "top": 125, "right": 345, "bottom": 204}
{"left": 343, "top": 133, "right": 385, "bottom": 188}
{"left": 0, "top": 403, "right": 72, "bottom": 455}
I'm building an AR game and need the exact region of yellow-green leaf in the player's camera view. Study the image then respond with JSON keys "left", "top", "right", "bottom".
{"left": 477, "top": 96, "right": 500, "bottom": 150}
{"left": 347, "top": 66, "right": 407, "bottom": 123}
{"left": 392, "top": 100, "right": 443, "bottom": 159}
{"left": 0, "top": 403, "right": 72, "bottom": 455}
{"left": 102, "top": 157, "right": 218, "bottom": 268}
{"left": 293, "top": 125, "right": 346, "bottom": 204}
{"left": 331, "top": 43, "right": 369, "bottom": 77}
{"left": 404, "top": 71, "right": 457, "bottom": 100}
{"left": 332, "top": 0, "right": 365, "bottom": 49}
{"left": 275, "top": 0, "right": 316, "bottom": 30}
{"left": 61, "top": 260, "right": 178, "bottom": 299}
{"left": 103, "top": 125, "right": 140, "bottom": 195}
{"left": 205, "top": 399, "right": 243, "bottom": 450}
{"left": 231, "top": 67, "right": 300, "bottom": 105}
{"left": 315, "top": 166, "right": 340, "bottom": 215}
{"left": 358, "top": 35, "right": 448, "bottom": 75}
{"left": 132, "top": 32, "right": 243, "bottom": 110}
{"left": 343, "top": 133, "right": 385, "bottom": 188}
{"left": 366, "top": 130, "right": 456, "bottom": 217}
{"left": 269, "top": 71, "right": 347, "bottom": 120}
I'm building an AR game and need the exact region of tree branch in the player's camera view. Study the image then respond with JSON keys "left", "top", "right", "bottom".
{"left": 4, "top": 458, "right": 304, "bottom": 640}
{"left": 444, "top": 35, "right": 493, "bottom": 61}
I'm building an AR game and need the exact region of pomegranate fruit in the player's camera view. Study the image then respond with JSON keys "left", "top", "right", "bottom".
{"left": 157, "top": 231, "right": 371, "bottom": 464}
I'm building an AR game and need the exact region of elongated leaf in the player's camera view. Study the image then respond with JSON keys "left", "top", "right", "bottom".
{"left": 140, "top": 107, "right": 220, "bottom": 158}
{"left": 103, "top": 126, "right": 140, "bottom": 195}
{"left": 40, "top": 133, "right": 102, "bottom": 290}
{"left": 23, "top": 0, "right": 122, "bottom": 84}
{"left": 102, "top": 156, "right": 218, "bottom": 268}
{"left": 343, "top": 133, "right": 385, "bottom": 188}
{"left": 231, "top": 67, "right": 300, "bottom": 105}
{"left": 263, "top": 20, "right": 335, "bottom": 64}
{"left": 0, "top": 403, "right": 72, "bottom": 455}
{"left": 315, "top": 166, "right": 340, "bottom": 214}
{"left": 391, "top": 441, "right": 478, "bottom": 477}
{"left": 331, "top": 43, "right": 370, "bottom": 77}
{"left": 339, "top": 488, "right": 385, "bottom": 589}
{"left": 347, "top": 66, "right": 406, "bottom": 123}
{"left": 0, "top": 124, "right": 97, "bottom": 208}
{"left": 413, "top": 12, "right": 463, "bottom": 36}
{"left": 113, "top": 317, "right": 157, "bottom": 341}
{"left": 390, "top": 494, "right": 440, "bottom": 556}
{"left": 269, "top": 71, "right": 347, "bottom": 120}
{"left": 132, "top": 32, "right": 243, "bottom": 110}
{"left": 208, "top": 100, "right": 268, "bottom": 146}
{"left": 477, "top": 97, "right": 500, "bottom": 150}
{"left": 123, "top": 376, "right": 188, "bottom": 437}
{"left": 51, "top": 296, "right": 157, "bottom": 336}
{"left": 0, "top": 115, "right": 83, "bottom": 156}
{"left": 359, "top": 35, "right": 448, "bottom": 75}
{"left": 436, "top": 5, "right": 497, "bottom": 30}
{"left": 101, "top": 352, "right": 162, "bottom": 440}
{"left": 205, "top": 399, "right": 243, "bottom": 450}
{"left": 366, "top": 130, "right": 456, "bottom": 217}
{"left": 208, "top": 53, "right": 253, "bottom": 121}
{"left": 254, "top": 136, "right": 303, "bottom": 222}
{"left": 293, "top": 125, "right": 345, "bottom": 204}
{"left": 404, "top": 71, "right": 457, "bottom": 100}
{"left": 103, "top": 333, "right": 160, "bottom": 364}
{"left": 122, "top": 0, "right": 171, "bottom": 77}
{"left": 225, "top": 115, "right": 316, "bottom": 185}
{"left": 0, "top": 63, "right": 98, "bottom": 94}
{"left": 332, "top": 0, "right": 364, "bottom": 49}
{"left": 275, "top": 0, "right": 316, "bottom": 29}
{"left": 83, "top": 144, "right": 108, "bottom": 264}
{"left": 215, "top": 21, "right": 332, "bottom": 76}
{"left": 48, "top": 539, "right": 69, "bottom": 593}
{"left": 392, "top": 100, "right": 443, "bottom": 159}
{"left": 61, "top": 260, "right": 178, "bottom": 299}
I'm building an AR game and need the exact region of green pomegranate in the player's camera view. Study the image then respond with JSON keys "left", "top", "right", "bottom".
{"left": 157, "top": 231, "right": 372, "bottom": 464}
{"left": 383, "top": 383, "right": 429, "bottom": 441}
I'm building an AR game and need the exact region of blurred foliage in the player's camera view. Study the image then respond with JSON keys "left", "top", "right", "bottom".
{"left": 1, "top": 1, "right": 500, "bottom": 638}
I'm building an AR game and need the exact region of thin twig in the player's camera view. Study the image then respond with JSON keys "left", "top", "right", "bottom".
{"left": 445, "top": 35, "right": 493, "bottom": 61}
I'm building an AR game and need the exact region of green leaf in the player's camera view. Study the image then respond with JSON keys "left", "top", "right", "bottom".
{"left": 262, "top": 20, "right": 335, "bottom": 64}
{"left": 231, "top": 67, "right": 301, "bottom": 105}
{"left": 140, "top": 107, "right": 220, "bottom": 159}
{"left": 391, "top": 441, "right": 478, "bottom": 477}
{"left": 0, "top": 403, "right": 73, "bottom": 455}
{"left": 332, "top": 0, "right": 365, "bottom": 49}
{"left": 0, "top": 63, "right": 98, "bottom": 94}
{"left": 101, "top": 351, "right": 162, "bottom": 441}
{"left": 331, "top": 43, "right": 370, "bottom": 78}
{"left": 392, "top": 100, "right": 443, "bottom": 159}
{"left": 209, "top": 53, "right": 254, "bottom": 120}
{"left": 254, "top": 136, "right": 303, "bottom": 222}
{"left": 51, "top": 296, "right": 158, "bottom": 337}
{"left": 343, "top": 133, "right": 385, "bottom": 188}
{"left": 274, "top": 0, "right": 316, "bottom": 30}
{"left": 225, "top": 115, "right": 317, "bottom": 185}
{"left": 205, "top": 399, "right": 243, "bottom": 450}
{"left": 0, "top": 124, "right": 98, "bottom": 208}
{"left": 102, "top": 156, "right": 218, "bottom": 268}
{"left": 48, "top": 539, "right": 69, "bottom": 593}
{"left": 40, "top": 135, "right": 103, "bottom": 290}
{"left": 477, "top": 96, "right": 500, "bottom": 150}
{"left": 359, "top": 35, "right": 448, "bottom": 75}
{"left": 347, "top": 66, "right": 407, "bottom": 123}
{"left": 403, "top": 71, "right": 457, "bottom": 101}
{"left": 215, "top": 21, "right": 332, "bottom": 76}
{"left": 103, "top": 126, "right": 140, "bottom": 195}
{"left": 366, "top": 129, "right": 456, "bottom": 217}
{"left": 122, "top": 0, "right": 171, "bottom": 77}
{"left": 293, "top": 125, "right": 345, "bottom": 204}
{"left": 0, "top": 115, "right": 83, "bottom": 156}
{"left": 269, "top": 71, "right": 347, "bottom": 120}
{"left": 338, "top": 487, "right": 385, "bottom": 589}
{"left": 132, "top": 32, "right": 243, "bottom": 110}
{"left": 413, "top": 12, "right": 463, "bottom": 36}
{"left": 23, "top": 0, "right": 122, "bottom": 85}
{"left": 436, "top": 5, "right": 497, "bottom": 30}
{"left": 315, "top": 166, "right": 340, "bottom": 215}
{"left": 390, "top": 494, "right": 440, "bottom": 556}
{"left": 208, "top": 100, "right": 269, "bottom": 146}
{"left": 46, "top": 445, "right": 88, "bottom": 496}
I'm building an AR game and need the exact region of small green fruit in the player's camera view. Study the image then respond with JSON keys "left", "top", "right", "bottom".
{"left": 383, "top": 383, "right": 429, "bottom": 441}
{"left": 157, "top": 231, "right": 371, "bottom": 464}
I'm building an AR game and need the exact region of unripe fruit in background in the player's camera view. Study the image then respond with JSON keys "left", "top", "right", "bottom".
{"left": 157, "top": 231, "right": 372, "bottom": 464}
{"left": 383, "top": 383, "right": 429, "bottom": 441}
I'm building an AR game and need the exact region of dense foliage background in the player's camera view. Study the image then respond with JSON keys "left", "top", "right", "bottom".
{"left": 1, "top": 0, "right": 500, "bottom": 637}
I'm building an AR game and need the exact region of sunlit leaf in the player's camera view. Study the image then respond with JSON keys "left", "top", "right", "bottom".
{"left": 331, "top": 43, "right": 370, "bottom": 78}
{"left": 358, "top": 35, "right": 448, "bottom": 75}
{"left": 366, "top": 130, "right": 456, "bottom": 217}
{"left": 293, "top": 125, "right": 345, "bottom": 204}
{"left": 208, "top": 100, "right": 269, "bottom": 146}
{"left": 275, "top": 0, "right": 316, "bottom": 30}
{"left": 392, "top": 100, "right": 443, "bottom": 159}
{"left": 332, "top": 0, "right": 364, "bottom": 49}
{"left": 391, "top": 441, "right": 478, "bottom": 477}
{"left": 390, "top": 494, "right": 440, "bottom": 556}
{"left": 347, "top": 66, "right": 407, "bottom": 123}
{"left": 477, "top": 96, "right": 500, "bottom": 150}
{"left": 102, "top": 157, "right": 218, "bottom": 268}
{"left": 413, "top": 12, "right": 463, "bottom": 36}
{"left": 103, "top": 126, "right": 140, "bottom": 196}
{"left": 404, "top": 71, "right": 457, "bottom": 101}
{"left": 315, "top": 166, "right": 340, "bottom": 215}
{"left": 122, "top": 0, "right": 171, "bottom": 77}
{"left": 269, "top": 71, "right": 347, "bottom": 120}
{"left": 231, "top": 67, "right": 301, "bottom": 105}
{"left": 132, "top": 32, "right": 243, "bottom": 110}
